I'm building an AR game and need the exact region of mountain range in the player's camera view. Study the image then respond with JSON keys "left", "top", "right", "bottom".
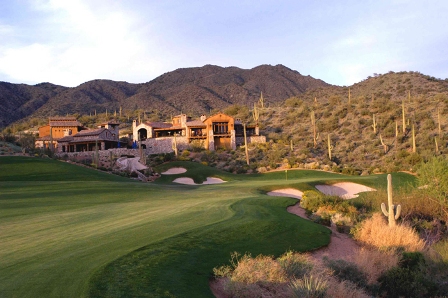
{"left": 0, "top": 64, "right": 329, "bottom": 127}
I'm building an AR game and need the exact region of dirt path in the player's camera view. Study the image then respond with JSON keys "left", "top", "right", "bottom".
{"left": 287, "top": 202, "right": 360, "bottom": 260}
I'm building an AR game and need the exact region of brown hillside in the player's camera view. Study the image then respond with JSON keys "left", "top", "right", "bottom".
{"left": 0, "top": 64, "right": 329, "bottom": 127}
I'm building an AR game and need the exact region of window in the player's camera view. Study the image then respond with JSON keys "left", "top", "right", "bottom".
{"left": 212, "top": 122, "right": 228, "bottom": 134}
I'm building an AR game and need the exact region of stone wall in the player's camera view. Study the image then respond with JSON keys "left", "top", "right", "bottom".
{"left": 142, "top": 136, "right": 189, "bottom": 154}
{"left": 56, "top": 135, "right": 266, "bottom": 160}
{"left": 235, "top": 135, "right": 266, "bottom": 146}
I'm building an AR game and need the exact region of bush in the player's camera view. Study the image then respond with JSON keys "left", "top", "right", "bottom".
{"left": 352, "top": 213, "right": 425, "bottom": 252}
{"left": 277, "top": 251, "right": 313, "bottom": 279}
{"left": 378, "top": 267, "right": 437, "bottom": 298}
{"left": 353, "top": 248, "right": 399, "bottom": 284}
{"left": 417, "top": 156, "right": 448, "bottom": 220}
{"left": 323, "top": 257, "right": 368, "bottom": 288}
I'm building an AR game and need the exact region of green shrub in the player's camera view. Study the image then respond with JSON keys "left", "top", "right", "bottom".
{"left": 323, "top": 257, "right": 368, "bottom": 288}
{"left": 377, "top": 251, "right": 438, "bottom": 297}
{"left": 377, "top": 267, "right": 437, "bottom": 298}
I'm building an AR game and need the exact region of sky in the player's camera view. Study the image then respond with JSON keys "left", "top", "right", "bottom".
{"left": 0, "top": 0, "right": 447, "bottom": 87}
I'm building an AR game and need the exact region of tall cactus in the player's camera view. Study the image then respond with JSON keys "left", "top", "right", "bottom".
{"left": 412, "top": 124, "right": 416, "bottom": 153}
{"left": 381, "top": 174, "right": 401, "bottom": 227}
{"left": 327, "top": 133, "right": 333, "bottom": 160}
{"left": 311, "top": 110, "right": 317, "bottom": 148}
{"left": 372, "top": 114, "right": 377, "bottom": 133}
{"left": 402, "top": 99, "right": 406, "bottom": 134}
{"left": 252, "top": 103, "right": 260, "bottom": 124}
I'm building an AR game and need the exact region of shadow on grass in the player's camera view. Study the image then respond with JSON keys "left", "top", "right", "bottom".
{"left": 89, "top": 197, "right": 331, "bottom": 298}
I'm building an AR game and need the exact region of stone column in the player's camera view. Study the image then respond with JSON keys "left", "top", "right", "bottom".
{"left": 208, "top": 130, "right": 215, "bottom": 151}
{"left": 230, "top": 130, "right": 236, "bottom": 150}
{"left": 101, "top": 142, "right": 105, "bottom": 150}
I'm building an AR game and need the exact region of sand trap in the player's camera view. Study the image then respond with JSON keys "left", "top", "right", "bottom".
{"left": 161, "top": 167, "right": 187, "bottom": 175}
{"left": 173, "top": 177, "right": 226, "bottom": 185}
{"left": 203, "top": 177, "right": 226, "bottom": 184}
{"left": 267, "top": 188, "right": 303, "bottom": 199}
{"left": 315, "top": 182, "right": 375, "bottom": 199}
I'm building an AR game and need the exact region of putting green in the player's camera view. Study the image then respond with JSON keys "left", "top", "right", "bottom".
{"left": 0, "top": 157, "right": 413, "bottom": 297}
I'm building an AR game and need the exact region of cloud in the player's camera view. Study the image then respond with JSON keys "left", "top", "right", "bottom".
{"left": 0, "top": 0, "right": 168, "bottom": 86}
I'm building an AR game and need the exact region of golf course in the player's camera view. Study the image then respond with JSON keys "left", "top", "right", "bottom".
{"left": 0, "top": 156, "right": 414, "bottom": 297}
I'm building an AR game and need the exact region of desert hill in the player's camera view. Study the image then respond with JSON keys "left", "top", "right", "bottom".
{"left": 0, "top": 64, "right": 329, "bottom": 127}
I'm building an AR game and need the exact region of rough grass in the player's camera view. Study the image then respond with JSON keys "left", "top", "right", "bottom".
{"left": 353, "top": 213, "right": 426, "bottom": 251}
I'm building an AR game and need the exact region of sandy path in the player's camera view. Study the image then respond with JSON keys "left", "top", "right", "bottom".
{"left": 161, "top": 167, "right": 187, "bottom": 175}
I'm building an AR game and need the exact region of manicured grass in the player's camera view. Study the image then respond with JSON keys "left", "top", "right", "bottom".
{"left": 89, "top": 197, "right": 330, "bottom": 297}
{"left": 0, "top": 157, "right": 415, "bottom": 297}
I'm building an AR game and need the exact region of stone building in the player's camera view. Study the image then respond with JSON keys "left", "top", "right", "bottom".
{"left": 133, "top": 112, "right": 264, "bottom": 152}
{"left": 36, "top": 117, "right": 84, "bottom": 150}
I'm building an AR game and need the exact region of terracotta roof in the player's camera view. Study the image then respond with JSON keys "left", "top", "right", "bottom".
{"left": 186, "top": 120, "right": 206, "bottom": 127}
{"left": 74, "top": 128, "right": 106, "bottom": 137}
{"left": 154, "top": 127, "right": 184, "bottom": 131}
{"left": 57, "top": 136, "right": 74, "bottom": 142}
{"left": 144, "top": 121, "right": 172, "bottom": 129}
{"left": 68, "top": 137, "right": 114, "bottom": 143}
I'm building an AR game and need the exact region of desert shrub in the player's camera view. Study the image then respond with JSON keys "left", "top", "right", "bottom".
{"left": 352, "top": 248, "right": 399, "bottom": 284}
{"left": 352, "top": 213, "right": 425, "bottom": 252}
{"left": 277, "top": 251, "right": 312, "bottom": 279}
{"left": 323, "top": 257, "right": 368, "bottom": 289}
{"left": 325, "top": 279, "right": 370, "bottom": 298}
{"left": 301, "top": 191, "right": 342, "bottom": 212}
{"left": 219, "top": 253, "right": 288, "bottom": 297}
{"left": 230, "top": 254, "right": 286, "bottom": 284}
{"left": 377, "top": 257, "right": 438, "bottom": 298}
{"left": 433, "top": 238, "right": 448, "bottom": 263}
{"left": 417, "top": 156, "right": 448, "bottom": 220}
{"left": 289, "top": 275, "right": 328, "bottom": 298}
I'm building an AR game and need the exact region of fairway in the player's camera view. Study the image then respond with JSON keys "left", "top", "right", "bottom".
{"left": 0, "top": 157, "right": 412, "bottom": 297}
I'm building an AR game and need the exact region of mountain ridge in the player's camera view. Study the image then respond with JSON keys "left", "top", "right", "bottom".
{"left": 0, "top": 64, "right": 329, "bottom": 127}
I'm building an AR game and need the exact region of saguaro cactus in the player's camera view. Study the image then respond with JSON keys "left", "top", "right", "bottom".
{"left": 402, "top": 99, "right": 406, "bottom": 134}
{"left": 372, "top": 114, "right": 377, "bottom": 133}
{"left": 381, "top": 174, "right": 401, "bottom": 227}
{"left": 327, "top": 134, "right": 333, "bottom": 160}
{"left": 311, "top": 111, "right": 317, "bottom": 148}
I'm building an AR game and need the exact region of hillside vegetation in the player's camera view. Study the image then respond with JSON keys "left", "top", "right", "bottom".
{"left": 0, "top": 64, "right": 328, "bottom": 127}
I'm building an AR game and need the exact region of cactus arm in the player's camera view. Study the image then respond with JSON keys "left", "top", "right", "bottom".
{"left": 381, "top": 203, "right": 389, "bottom": 216}
{"left": 395, "top": 205, "right": 402, "bottom": 220}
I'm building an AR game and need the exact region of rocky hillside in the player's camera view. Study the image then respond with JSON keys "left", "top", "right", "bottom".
{"left": 247, "top": 71, "right": 448, "bottom": 173}
{"left": 0, "top": 64, "right": 329, "bottom": 127}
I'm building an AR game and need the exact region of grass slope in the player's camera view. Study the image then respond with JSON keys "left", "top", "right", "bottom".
{"left": 0, "top": 157, "right": 412, "bottom": 297}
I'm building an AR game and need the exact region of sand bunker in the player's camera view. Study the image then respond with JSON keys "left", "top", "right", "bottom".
{"left": 173, "top": 177, "right": 226, "bottom": 185}
{"left": 161, "top": 167, "right": 187, "bottom": 175}
{"left": 267, "top": 188, "right": 303, "bottom": 199}
{"left": 315, "top": 182, "right": 375, "bottom": 199}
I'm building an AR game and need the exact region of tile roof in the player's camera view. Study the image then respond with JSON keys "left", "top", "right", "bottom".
{"left": 74, "top": 128, "right": 106, "bottom": 137}
{"left": 186, "top": 120, "right": 206, "bottom": 127}
{"left": 144, "top": 121, "right": 173, "bottom": 129}
{"left": 57, "top": 136, "right": 74, "bottom": 142}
